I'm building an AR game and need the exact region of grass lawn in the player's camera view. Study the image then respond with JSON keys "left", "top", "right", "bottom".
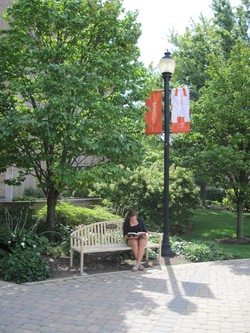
{"left": 181, "top": 208, "right": 250, "bottom": 259}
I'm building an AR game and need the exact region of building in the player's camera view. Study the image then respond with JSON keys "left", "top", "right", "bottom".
{"left": 0, "top": 0, "right": 12, "bottom": 30}
{"left": 0, "top": 0, "right": 38, "bottom": 201}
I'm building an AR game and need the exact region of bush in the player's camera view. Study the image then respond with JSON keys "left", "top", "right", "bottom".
{"left": 0, "top": 208, "right": 51, "bottom": 283}
{"left": 205, "top": 200, "right": 222, "bottom": 207}
{"left": 171, "top": 237, "right": 229, "bottom": 262}
{"left": 7, "top": 228, "right": 49, "bottom": 254}
{"left": 0, "top": 229, "right": 51, "bottom": 283}
{"left": 0, "top": 207, "right": 42, "bottom": 255}
{"left": 90, "top": 162, "right": 200, "bottom": 234}
{"left": 0, "top": 248, "right": 51, "bottom": 283}
{"left": 0, "top": 224, "right": 11, "bottom": 256}
{"left": 206, "top": 187, "right": 225, "bottom": 203}
{"left": 24, "top": 187, "right": 45, "bottom": 198}
{"left": 0, "top": 203, "right": 34, "bottom": 227}
{"left": 13, "top": 195, "right": 36, "bottom": 201}
{"left": 222, "top": 189, "right": 236, "bottom": 210}
{"left": 46, "top": 242, "right": 70, "bottom": 258}
{"left": 45, "top": 224, "right": 75, "bottom": 256}
{"left": 36, "top": 202, "right": 121, "bottom": 228}
{"left": 13, "top": 187, "right": 45, "bottom": 201}
{"left": 169, "top": 165, "right": 200, "bottom": 234}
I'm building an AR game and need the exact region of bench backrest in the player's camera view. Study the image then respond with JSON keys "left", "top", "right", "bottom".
{"left": 70, "top": 220, "right": 125, "bottom": 247}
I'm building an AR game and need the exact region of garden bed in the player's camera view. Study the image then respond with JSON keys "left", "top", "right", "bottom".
{"left": 43, "top": 253, "right": 190, "bottom": 279}
{"left": 217, "top": 237, "right": 250, "bottom": 245}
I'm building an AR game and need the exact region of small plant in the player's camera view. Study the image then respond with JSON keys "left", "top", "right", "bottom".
{"left": 0, "top": 248, "right": 51, "bottom": 283}
{"left": 222, "top": 189, "right": 237, "bottom": 210}
{"left": 8, "top": 229, "right": 49, "bottom": 254}
{"left": 171, "top": 237, "right": 229, "bottom": 262}
{"left": 147, "top": 248, "right": 158, "bottom": 260}
{"left": 206, "top": 187, "right": 225, "bottom": 203}
{"left": 24, "top": 187, "right": 45, "bottom": 198}
{"left": 183, "top": 242, "right": 227, "bottom": 262}
{"left": 0, "top": 208, "right": 51, "bottom": 283}
{"left": 46, "top": 244, "right": 66, "bottom": 258}
{"left": 45, "top": 223, "right": 74, "bottom": 257}
{"left": 13, "top": 187, "right": 45, "bottom": 201}
{"left": 0, "top": 203, "right": 34, "bottom": 228}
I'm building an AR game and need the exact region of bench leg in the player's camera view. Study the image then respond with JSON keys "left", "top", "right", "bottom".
{"left": 158, "top": 245, "right": 162, "bottom": 261}
{"left": 70, "top": 249, "right": 73, "bottom": 267}
{"left": 80, "top": 252, "right": 84, "bottom": 275}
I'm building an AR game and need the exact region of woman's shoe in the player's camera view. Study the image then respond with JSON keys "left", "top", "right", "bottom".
{"left": 131, "top": 265, "right": 139, "bottom": 271}
{"left": 138, "top": 264, "right": 145, "bottom": 271}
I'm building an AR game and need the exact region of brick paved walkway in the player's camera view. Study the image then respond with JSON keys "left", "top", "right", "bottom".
{"left": 0, "top": 259, "right": 249, "bottom": 332}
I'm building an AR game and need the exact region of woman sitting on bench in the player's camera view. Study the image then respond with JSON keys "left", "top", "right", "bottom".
{"left": 123, "top": 209, "right": 148, "bottom": 271}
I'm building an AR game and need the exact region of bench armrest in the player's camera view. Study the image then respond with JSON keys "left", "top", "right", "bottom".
{"left": 70, "top": 235, "right": 82, "bottom": 240}
{"left": 149, "top": 232, "right": 163, "bottom": 236}
{"left": 148, "top": 232, "right": 163, "bottom": 243}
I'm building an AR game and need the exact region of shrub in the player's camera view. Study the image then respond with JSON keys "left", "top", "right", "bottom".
{"left": 7, "top": 228, "right": 49, "bottom": 254}
{"left": 13, "top": 187, "right": 45, "bottom": 201}
{"left": 90, "top": 162, "right": 200, "bottom": 234}
{"left": 13, "top": 195, "right": 36, "bottom": 201}
{"left": 0, "top": 203, "right": 34, "bottom": 227}
{"left": 206, "top": 187, "right": 225, "bottom": 203}
{"left": 222, "top": 189, "right": 236, "bottom": 210}
{"left": 36, "top": 202, "right": 121, "bottom": 228}
{"left": 169, "top": 165, "right": 200, "bottom": 234}
{"left": 0, "top": 224, "right": 11, "bottom": 257}
{"left": 24, "top": 187, "right": 45, "bottom": 198}
{"left": 0, "top": 207, "right": 42, "bottom": 255}
{"left": 205, "top": 200, "right": 222, "bottom": 207}
{"left": 0, "top": 248, "right": 51, "bottom": 283}
{"left": 45, "top": 224, "right": 75, "bottom": 256}
{"left": 0, "top": 208, "right": 51, "bottom": 283}
{"left": 171, "top": 237, "right": 229, "bottom": 262}
{"left": 46, "top": 243, "right": 69, "bottom": 258}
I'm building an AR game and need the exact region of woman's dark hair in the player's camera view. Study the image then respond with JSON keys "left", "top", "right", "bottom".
{"left": 126, "top": 209, "right": 137, "bottom": 220}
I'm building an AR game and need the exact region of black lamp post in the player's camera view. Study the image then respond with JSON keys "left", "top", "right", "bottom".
{"left": 159, "top": 51, "right": 176, "bottom": 257}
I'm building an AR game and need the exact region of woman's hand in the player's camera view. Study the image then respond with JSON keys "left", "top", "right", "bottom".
{"left": 127, "top": 234, "right": 139, "bottom": 240}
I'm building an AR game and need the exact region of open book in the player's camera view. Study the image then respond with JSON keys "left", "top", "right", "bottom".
{"left": 127, "top": 232, "right": 146, "bottom": 237}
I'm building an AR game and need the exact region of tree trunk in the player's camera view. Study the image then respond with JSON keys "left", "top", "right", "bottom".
{"left": 46, "top": 187, "right": 60, "bottom": 229}
{"left": 200, "top": 183, "right": 206, "bottom": 207}
{"left": 236, "top": 198, "right": 244, "bottom": 239}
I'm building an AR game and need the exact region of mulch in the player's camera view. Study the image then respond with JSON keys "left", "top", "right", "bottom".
{"left": 44, "top": 237, "right": 250, "bottom": 280}
{"left": 43, "top": 252, "right": 190, "bottom": 280}
{"left": 216, "top": 237, "right": 250, "bottom": 245}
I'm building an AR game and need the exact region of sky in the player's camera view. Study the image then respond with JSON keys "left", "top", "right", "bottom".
{"left": 123, "top": 0, "right": 242, "bottom": 68}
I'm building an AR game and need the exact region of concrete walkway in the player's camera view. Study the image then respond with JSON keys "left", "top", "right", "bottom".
{"left": 0, "top": 259, "right": 249, "bottom": 333}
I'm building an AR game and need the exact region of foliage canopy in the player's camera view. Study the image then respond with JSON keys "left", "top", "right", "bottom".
{"left": 0, "top": 0, "right": 149, "bottom": 228}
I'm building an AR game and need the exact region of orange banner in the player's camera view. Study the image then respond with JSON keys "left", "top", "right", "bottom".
{"left": 144, "top": 90, "right": 162, "bottom": 135}
{"left": 171, "top": 86, "right": 190, "bottom": 133}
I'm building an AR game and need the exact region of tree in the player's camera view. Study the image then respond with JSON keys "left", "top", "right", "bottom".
{"left": 0, "top": 0, "right": 149, "bottom": 229}
{"left": 171, "top": 133, "right": 212, "bottom": 206}
{"left": 211, "top": 0, "right": 236, "bottom": 57}
{"left": 196, "top": 42, "right": 250, "bottom": 238}
{"left": 169, "top": 0, "right": 249, "bottom": 237}
{"left": 169, "top": 16, "right": 222, "bottom": 201}
{"left": 211, "top": 0, "right": 250, "bottom": 55}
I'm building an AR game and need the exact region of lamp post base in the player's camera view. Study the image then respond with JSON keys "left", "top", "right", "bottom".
{"left": 161, "top": 244, "right": 175, "bottom": 257}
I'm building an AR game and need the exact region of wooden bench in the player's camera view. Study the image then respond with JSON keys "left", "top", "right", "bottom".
{"left": 70, "top": 220, "right": 163, "bottom": 274}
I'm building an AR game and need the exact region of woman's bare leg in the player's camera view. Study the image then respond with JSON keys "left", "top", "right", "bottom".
{"left": 128, "top": 238, "right": 139, "bottom": 262}
{"left": 136, "top": 238, "right": 147, "bottom": 265}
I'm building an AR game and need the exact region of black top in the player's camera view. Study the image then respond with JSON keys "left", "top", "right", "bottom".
{"left": 123, "top": 218, "right": 147, "bottom": 237}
